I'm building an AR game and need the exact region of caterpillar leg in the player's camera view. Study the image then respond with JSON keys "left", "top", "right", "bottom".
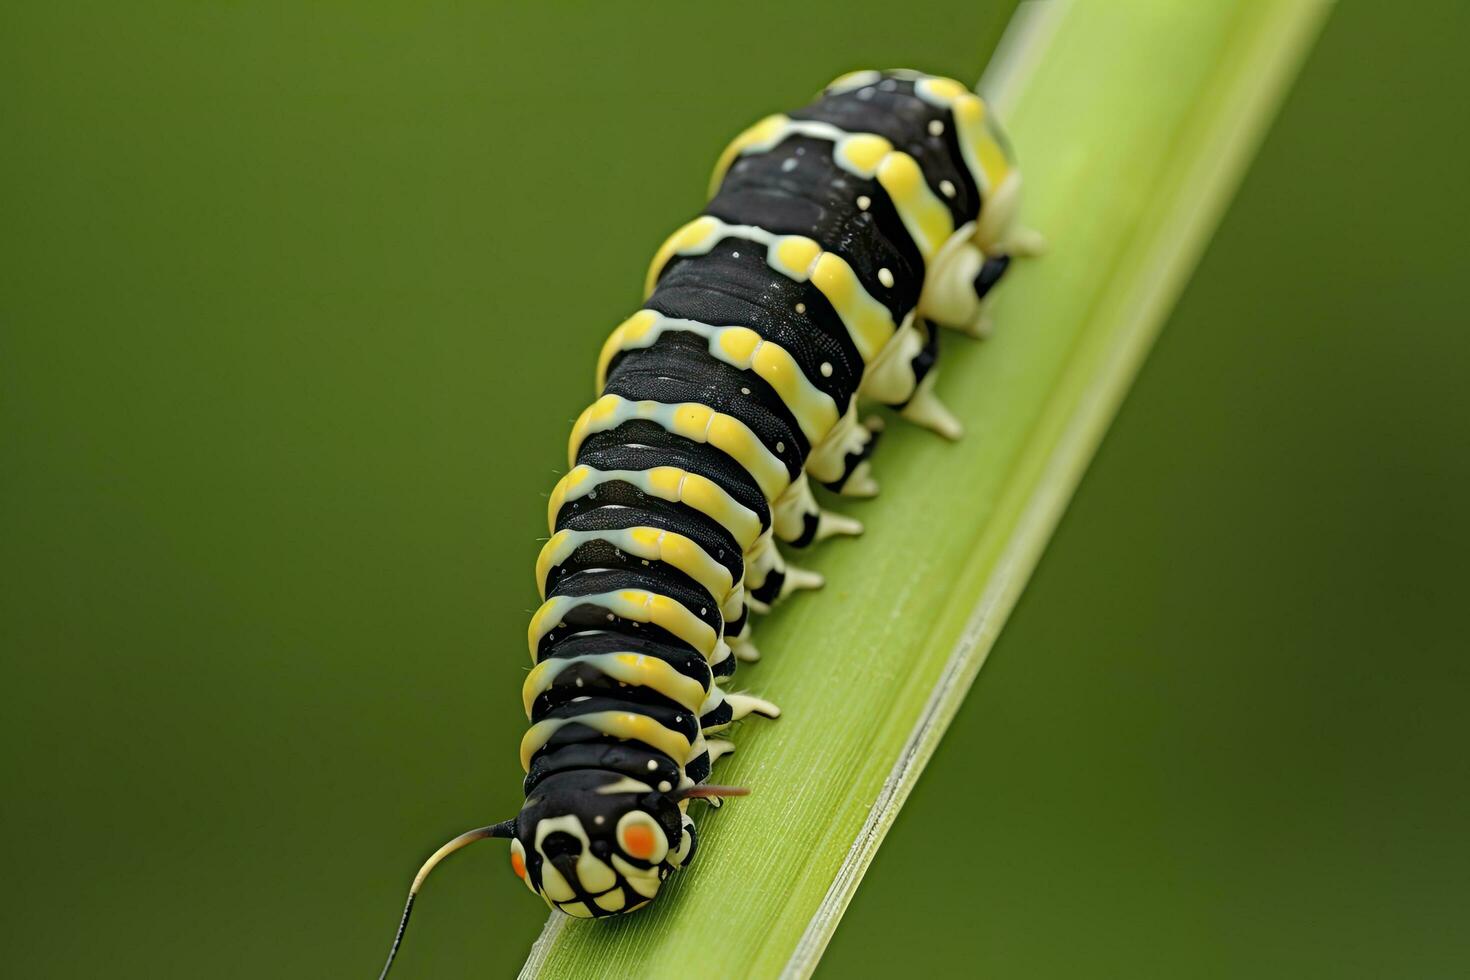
{"left": 815, "top": 508, "right": 864, "bottom": 540}
{"left": 699, "top": 685, "right": 781, "bottom": 734}
{"left": 900, "top": 369, "right": 963, "bottom": 441}
{"left": 745, "top": 535, "right": 823, "bottom": 613}
{"left": 728, "top": 617, "right": 760, "bottom": 663}
{"left": 686, "top": 738, "right": 735, "bottom": 793}
{"left": 860, "top": 315, "right": 963, "bottom": 440}
{"left": 924, "top": 172, "right": 1041, "bottom": 339}
{"left": 1006, "top": 225, "right": 1047, "bottom": 258}
{"left": 706, "top": 738, "right": 736, "bottom": 765}
{"left": 772, "top": 473, "right": 864, "bottom": 547}
{"left": 690, "top": 689, "right": 778, "bottom": 804}
{"left": 726, "top": 692, "right": 781, "bottom": 721}
{"left": 808, "top": 402, "right": 883, "bottom": 499}
{"left": 975, "top": 172, "right": 1046, "bottom": 259}
{"left": 897, "top": 322, "right": 963, "bottom": 440}
{"left": 921, "top": 242, "right": 1013, "bottom": 339}
{"left": 838, "top": 456, "right": 880, "bottom": 498}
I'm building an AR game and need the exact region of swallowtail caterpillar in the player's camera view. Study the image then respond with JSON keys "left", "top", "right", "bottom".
{"left": 378, "top": 69, "right": 1039, "bottom": 977}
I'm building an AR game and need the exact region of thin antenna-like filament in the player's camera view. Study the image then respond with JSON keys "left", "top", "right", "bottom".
{"left": 677, "top": 784, "right": 751, "bottom": 800}
{"left": 377, "top": 820, "right": 514, "bottom": 980}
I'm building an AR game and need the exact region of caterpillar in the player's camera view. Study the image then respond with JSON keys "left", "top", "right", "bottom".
{"left": 378, "top": 68, "right": 1038, "bottom": 977}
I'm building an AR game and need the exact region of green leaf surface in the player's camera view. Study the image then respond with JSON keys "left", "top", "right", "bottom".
{"left": 523, "top": 3, "right": 1329, "bottom": 976}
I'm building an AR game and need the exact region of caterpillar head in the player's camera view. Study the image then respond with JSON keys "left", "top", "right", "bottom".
{"left": 507, "top": 770, "right": 693, "bottom": 917}
{"left": 377, "top": 773, "right": 746, "bottom": 977}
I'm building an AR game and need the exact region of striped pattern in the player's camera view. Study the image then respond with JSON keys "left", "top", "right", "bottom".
{"left": 513, "top": 70, "right": 1024, "bottom": 918}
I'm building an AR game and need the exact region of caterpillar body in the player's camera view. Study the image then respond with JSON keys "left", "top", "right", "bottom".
{"left": 380, "top": 69, "right": 1036, "bottom": 975}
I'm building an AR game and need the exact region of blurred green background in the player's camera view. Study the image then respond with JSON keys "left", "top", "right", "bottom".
{"left": 2, "top": 1, "right": 1465, "bottom": 977}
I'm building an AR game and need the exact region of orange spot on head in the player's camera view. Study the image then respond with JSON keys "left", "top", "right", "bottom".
{"left": 510, "top": 851, "right": 526, "bottom": 879}
{"left": 622, "top": 823, "right": 656, "bottom": 860}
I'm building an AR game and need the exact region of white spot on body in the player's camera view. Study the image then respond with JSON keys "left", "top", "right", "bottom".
{"left": 775, "top": 442, "right": 785, "bottom": 453}
{"left": 856, "top": 87, "right": 874, "bottom": 101}
{"left": 646, "top": 759, "right": 659, "bottom": 771}
{"left": 856, "top": 195, "right": 871, "bottom": 211}
{"left": 940, "top": 179, "right": 956, "bottom": 199}
{"left": 820, "top": 361, "right": 833, "bottom": 377}
{"left": 928, "top": 119, "right": 945, "bottom": 136}
{"left": 781, "top": 157, "right": 798, "bottom": 173}
{"left": 596, "top": 777, "right": 656, "bottom": 795}
{"left": 595, "top": 815, "right": 605, "bottom": 825}
{"left": 658, "top": 781, "right": 672, "bottom": 793}
{"left": 879, "top": 80, "right": 897, "bottom": 91}
{"left": 740, "top": 386, "right": 751, "bottom": 395}
{"left": 878, "top": 267, "right": 895, "bottom": 288}
{"left": 731, "top": 250, "right": 740, "bottom": 258}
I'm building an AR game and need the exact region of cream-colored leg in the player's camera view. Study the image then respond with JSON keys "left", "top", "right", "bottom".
{"left": 705, "top": 738, "right": 735, "bottom": 765}
{"left": 900, "top": 370, "right": 964, "bottom": 440}
{"left": 726, "top": 692, "right": 782, "bottom": 720}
